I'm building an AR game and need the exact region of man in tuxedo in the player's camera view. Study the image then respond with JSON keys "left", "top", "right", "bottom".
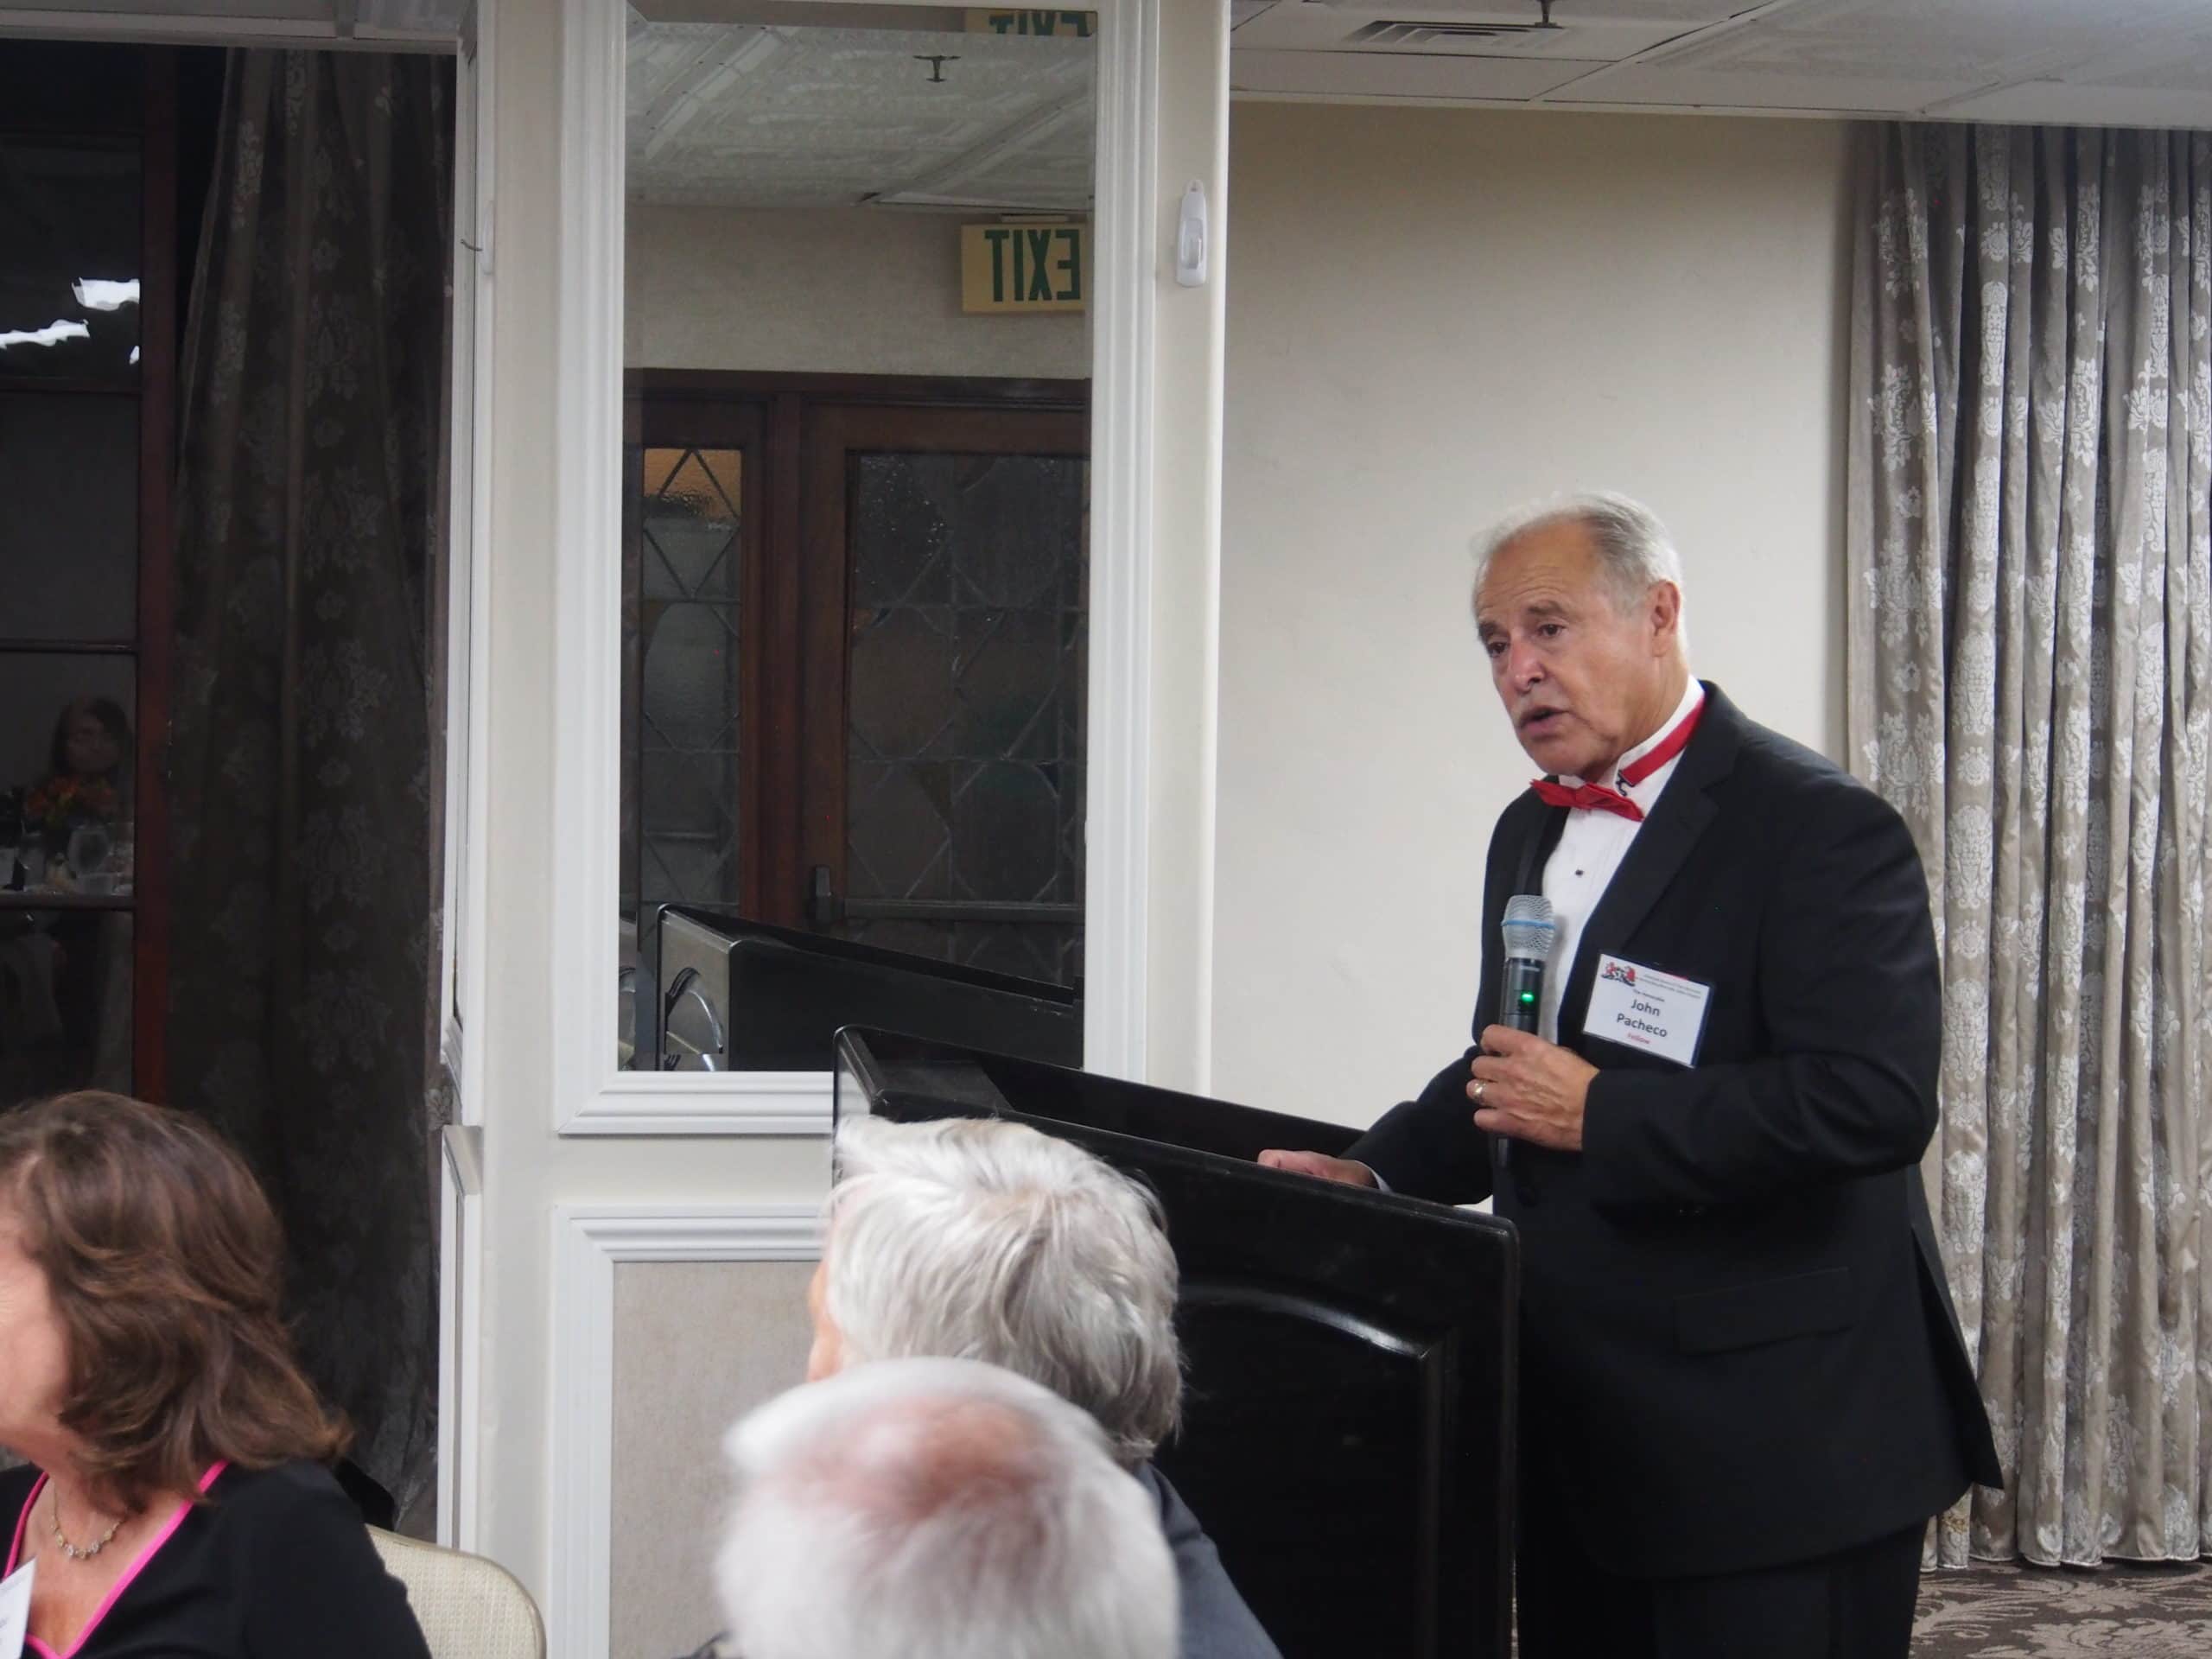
{"left": 1261, "top": 493, "right": 2000, "bottom": 1658}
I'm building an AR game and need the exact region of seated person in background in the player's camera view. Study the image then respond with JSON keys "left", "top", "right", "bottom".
{"left": 0, "top": 1092, "right": 433, "bottom": 1658}
{"left": 42, "top": 697, "right": 132, "bottom": 804}
{"left": 10, "top": 699, "right": 135, "bottom": 1079}
{"left": 715, "top": 1356, "right": 1177, "bottom": 1659}
{"left": 27, "top": 696, "right": 133, "bottom": 868}
{"left": 809, "top": 1113, "right": 1282, "bottom": 1659}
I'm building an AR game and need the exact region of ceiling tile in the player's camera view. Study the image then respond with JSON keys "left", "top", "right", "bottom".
{"left": 1232, "top": 47, "right": 1615, "bottom": 100}
{"left": 1238, "top": 0, "right": 2212, "bottom": 118}
{"left": 1938, "top": 81, "right": 2212, "bottom": 127}
{"left": 2056, "top": 29, "right": 2212, "bottom": 94}
{"left": 1548, "top": 62, "right": 1980, "bottom": 111}
{"left": 1230, "top": 2, "right": 1731, "bottom": 60}
{"left": 627, "top": 20, "right": 1094, "bottom": 210}
{"left": 1313, "top": 1, "right": 1748, "bottom": 16}
{"left": 1642, "top": 0, "right": 2196, "bottom": 84}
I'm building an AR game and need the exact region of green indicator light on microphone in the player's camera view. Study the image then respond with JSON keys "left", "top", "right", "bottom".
{"left": 1520, "top": 992, "right": 1536, "bottom": 1005}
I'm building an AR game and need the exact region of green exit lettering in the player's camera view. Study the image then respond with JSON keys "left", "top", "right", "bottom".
{"left": 1054, "top": 226, "right": 1081, "bottom": 302}
{"left": 980, "top": 226, "right": 1084, "bottom": 307}
{"left": 980, "top": 10, "right": 1095, "bottom": 37}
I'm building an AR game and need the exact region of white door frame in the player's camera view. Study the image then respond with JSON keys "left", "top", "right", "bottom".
{"left": 546, "top": 0, "right": 1160, "bottom": 1135}
{"left": 0, "top": 1, "right": 495, "bottom": 1550}
{"left": 436, "top": 0, "right": 497, "bottom": 1552}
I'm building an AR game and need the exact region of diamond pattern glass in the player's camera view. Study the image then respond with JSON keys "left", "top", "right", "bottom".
{"left": 841, "top": 451, "right": 1086, "bottom": 984}
{"left": 625, "top": 447, "right": 743, "bottom": 919}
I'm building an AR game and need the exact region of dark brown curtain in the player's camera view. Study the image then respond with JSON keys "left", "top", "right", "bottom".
{"left": 169, "top": 48, "right": 453, "bottom": 1520}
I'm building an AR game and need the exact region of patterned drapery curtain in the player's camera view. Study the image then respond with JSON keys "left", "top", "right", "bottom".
{"left": 1848, "top": 124, "right": 2211, "bottom": 1568}
{"left": 168, "top": 50, "right": 453, "bottom": 1522}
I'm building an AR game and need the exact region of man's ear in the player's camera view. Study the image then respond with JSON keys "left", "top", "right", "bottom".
{"left": 1649, "top": 581, "right": 1683, "bottom": 652}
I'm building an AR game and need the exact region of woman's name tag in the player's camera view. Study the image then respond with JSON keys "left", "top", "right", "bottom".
{"left": 0, "top": 1557, "right": 32, "bottom": 1659}
{"left": 1586, "top": 954, "right": 1710, "bottom": 1067}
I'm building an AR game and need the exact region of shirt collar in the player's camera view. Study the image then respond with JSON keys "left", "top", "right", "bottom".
{"left": 1562, "top": 678, "right": 1705, "bottom": 790}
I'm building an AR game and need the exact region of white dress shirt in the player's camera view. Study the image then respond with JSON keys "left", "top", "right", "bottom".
{"left": 1359, "top": 680, "right": 1708, "bottom": 1193}
{"left": 1535, "top": 678, "right": 1706, "bottom": 1042}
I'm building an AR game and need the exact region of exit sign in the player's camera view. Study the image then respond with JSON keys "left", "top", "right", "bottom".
{"left": 965, "top": 10, "right": 1096, "bottom": 36}
{"left": 962, "top": 223, "right": 1088, "bottom": 315}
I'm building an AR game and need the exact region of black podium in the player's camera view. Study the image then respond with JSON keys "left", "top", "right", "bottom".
{"left": 834, "top": 1027, "right": 1518, "bottom": 1659}
{"left": 649, "top": 906, "right": 1081, "bottom": 1071}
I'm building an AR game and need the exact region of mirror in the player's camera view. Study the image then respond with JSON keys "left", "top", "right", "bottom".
{"left": 618, "top": 2, "right": 1097, "bottom": 1072}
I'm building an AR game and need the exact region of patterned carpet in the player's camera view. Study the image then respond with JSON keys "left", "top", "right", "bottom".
{"left": 1914, "top": 1560, "right": 2212, "bottom": 1656}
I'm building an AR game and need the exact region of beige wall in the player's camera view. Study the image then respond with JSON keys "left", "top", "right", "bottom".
{"left": 1212, "top": 103, "right": 1855, "bottom": 1123}
{"left": 626, "top": 204, "right": 1090, "bottom": 378}
{"left": 610, "top": 1261, "right": 816, "bottom": 1658}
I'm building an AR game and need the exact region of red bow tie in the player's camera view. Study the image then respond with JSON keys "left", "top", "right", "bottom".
{"left": 1530, "top": 694, "right": 1706, "bottom": 822}
{"left": 1531, "top": 779, "right": 1643, "bottom": 820}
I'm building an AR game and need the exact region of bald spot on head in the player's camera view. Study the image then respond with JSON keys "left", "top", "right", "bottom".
{"left": 775, "top": 1395, "right": 1048, "bottom": 1529}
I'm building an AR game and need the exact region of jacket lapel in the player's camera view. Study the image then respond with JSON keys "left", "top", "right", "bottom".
{"left": 1513, "top": 798, "right": 1568, "bottom": 899}
{"left": 1559, "top": 683, "right": 1745, "bottom": 1043}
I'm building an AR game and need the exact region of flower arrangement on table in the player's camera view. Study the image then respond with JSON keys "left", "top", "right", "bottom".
{"left": 21, "top": 777, "right": 128, "bottom": 893}
{"left": 25, "top": 776, "right": 123, "bottom": 842}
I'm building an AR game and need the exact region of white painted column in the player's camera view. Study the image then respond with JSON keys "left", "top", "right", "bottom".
{"left": 1142, "top": 0, "right": 1230, "bottom": 1096}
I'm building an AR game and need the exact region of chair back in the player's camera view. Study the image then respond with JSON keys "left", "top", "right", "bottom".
{"left": 369, "top": 1528, "right": 547, "bottom": 1659}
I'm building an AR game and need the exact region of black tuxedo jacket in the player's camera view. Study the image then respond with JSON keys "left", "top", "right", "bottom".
{"left": 1350, "top": 684, "right": 2003, "bottom": 1580}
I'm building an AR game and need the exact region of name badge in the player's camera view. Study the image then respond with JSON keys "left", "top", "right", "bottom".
{"left": 1586, "top": 954, "right": 1710, "bottom": 1067}
{"left": 0, "top": 1557, "right": 33, "bottom": 1659}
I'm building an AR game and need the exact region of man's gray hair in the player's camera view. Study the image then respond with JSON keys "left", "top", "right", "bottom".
{"left": 822, "top": 1115, "right": 1183, "bottom": 1467}
{"left": 716, "top": 1357, "right": 1179, "bottom": 1659}
{"left": 1471, "top": 491, "right": 1688, "bottom": 634}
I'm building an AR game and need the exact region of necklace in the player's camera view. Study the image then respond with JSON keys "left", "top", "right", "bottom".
{"left": 50, "top": 1491, "right": 124, "bottom": 1561}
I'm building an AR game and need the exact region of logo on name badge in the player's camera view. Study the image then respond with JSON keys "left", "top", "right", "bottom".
{"left": 1600, "top": 960, "right": 1637, "bottom": 987}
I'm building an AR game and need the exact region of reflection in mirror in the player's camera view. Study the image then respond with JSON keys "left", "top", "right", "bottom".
{"left": 0, "top": 657, "right": 138, "bottom": 1107}
{"left": 0, "top": 909, "right": 133, "bottom": 1104}
{"left": 618, "top": 2, "right": 1096, "bottom": 1074}
{"left": 0, "top": 139, "right": 142, "bottom": 379}
{"left": 0, "top": 655, "right": 137, "bottom": 902}
{"left": 0, "top": 92, "right": 151, "bottom": 1111}
{"left": 0, "top": 393, "right": 141, "bottom": 643}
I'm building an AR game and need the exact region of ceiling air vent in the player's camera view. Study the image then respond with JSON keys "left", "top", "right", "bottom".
{"left": 1345, "top": 21, "right": 1559, "bottom": 52}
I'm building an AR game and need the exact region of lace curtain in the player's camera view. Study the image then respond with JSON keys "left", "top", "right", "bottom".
{"left": 1848, "top": 124, "right": 2211, "bottom": 1567}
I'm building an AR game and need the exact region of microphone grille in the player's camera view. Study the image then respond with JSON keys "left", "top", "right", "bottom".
{"left": 1501, "top": 893, "right": 1557, "bottom": 961}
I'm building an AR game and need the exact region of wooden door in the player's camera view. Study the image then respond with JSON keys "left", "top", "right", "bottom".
{"left": 621, "top": 374, "right": 1090, "bottom": 1067}
{"left": 795, "top": 401, "right": 1089, "bottom": 988}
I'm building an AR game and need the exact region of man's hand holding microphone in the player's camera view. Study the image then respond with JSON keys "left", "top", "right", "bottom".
{"left": 1258, "top": 896, "right": 1595, "bottom": 1184}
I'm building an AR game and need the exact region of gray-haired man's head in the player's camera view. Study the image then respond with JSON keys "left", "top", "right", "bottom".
{"left": 715, "top": 1357, "right": 1179, "bottom": 1659}
{"left": 1470, "top": 491, "right": 1692, "bottom": 782}
{"left": 807, "top": 1115, "right": 1182, "bottom": 1469}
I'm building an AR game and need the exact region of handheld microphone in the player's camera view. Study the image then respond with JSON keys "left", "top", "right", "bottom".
{"left": 1492, "top": 895, "right": 1556, "bottom": 1170}
{"left": 1500, "top": 893, "right": 1554, "bottom": 1034}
